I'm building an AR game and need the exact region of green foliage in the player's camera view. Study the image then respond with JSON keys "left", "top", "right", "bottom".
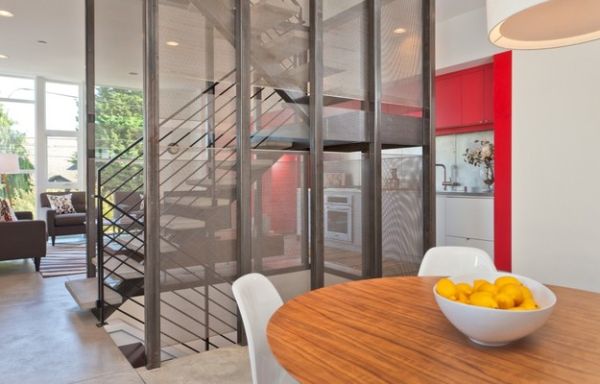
{"left": 95, "top": 87, "right": 144, "bottom": 193}
{"left": 0, "top": 104, "right": 34, "bottom": 211}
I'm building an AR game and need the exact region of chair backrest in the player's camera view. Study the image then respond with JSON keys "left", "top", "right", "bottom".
{"left": 232, "top": 273, "right": 287, "bottom": 384}
{"left": 40, "top": 191, "right": 86, "bottom": 212}
{"left": 418, "top": 246, "right": 496, "bottom": 276}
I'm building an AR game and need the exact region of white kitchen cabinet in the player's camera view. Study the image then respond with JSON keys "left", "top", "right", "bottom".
{"left": 437, "top": 194, "right": 494, "bottom": 259}
{"left": 445, "top": 235, "right": 494, "bottom": 259}
{"left": 445, "top": 197, "right": 494, "bottom": 241}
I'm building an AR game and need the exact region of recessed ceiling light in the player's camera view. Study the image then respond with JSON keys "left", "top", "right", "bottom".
{"left": 0, "top": 54, "right": 8, "bottom": 59}
{"left": 0, "top": 10, "right": 14, "bottom": 18}
{"left": 393, "top": 27, "right": 407, "bottom": 35}
{"left": 166, "top": 41, "right": 179, "bottom": 47}
{"left": 128, "top": 72, "right": 139, "bottom": 76}
{"left": 37, "top": 40, "right": 48, "bottom": 44}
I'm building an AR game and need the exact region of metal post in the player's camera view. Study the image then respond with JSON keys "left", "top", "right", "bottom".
{"left": 85, "top": 0, "right": 96, "bottom": 279}
{"left": 143, "top": 0, "right": 161, "bottom": 370}
{"left": 362, "top": 0, "right": 382, "bottom": 278}
{"left": 235, "top": 0, "right": 252, "bottom": 344}
{"left": 422, "top": 0, "right": 436, "bottom": 252}
{"left": 253, "top": 87, "right": 263, "bottom": 273}
{"left": 309, "top": 0, "right": 324, "bottom": 289}
{"left": 205, "top": 22, "right": 215, "bottom": 352}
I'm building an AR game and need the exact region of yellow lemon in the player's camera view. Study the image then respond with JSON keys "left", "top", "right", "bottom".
{"left": 519, "top": 298, "right": 538, "bottom": 310}
{"left": 499, "top": 284, "right": 524, "bottom": 306}
{"left": 470, "top": 292, "right": 498, "bottom": 309}
{"left": 455, "top": 283, "right": 473, "bottom": 295}
{"left": 478, "top": 282, "right": 498, "bottom": 295}
{"left": 473, "top": 279, "right": 490, "bottom": 291}
{"left": 494, "top": 276, "right": 522, "bottom": 288}
{"left": 495, "top": 293, "right": 515, "bottom": 309}
{"left": 436, "top": 278, "right": 457, "bottom": 300}
{"left": 457, "top": 291, "right": 470, "bottom": 304}
{"left": 520, "top": 285, "right": 534, "bottom": 300}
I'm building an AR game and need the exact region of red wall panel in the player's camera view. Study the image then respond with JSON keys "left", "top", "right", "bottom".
{"left": 493, "top": 51, "right": 512, "bottom": 272}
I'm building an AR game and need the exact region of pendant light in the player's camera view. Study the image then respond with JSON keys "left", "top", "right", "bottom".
{"left": 487, "top": 0, "right": 600, "bottom": 49}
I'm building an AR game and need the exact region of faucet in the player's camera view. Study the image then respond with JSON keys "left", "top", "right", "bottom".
{"left": 435, "top": 163, "right": 461, "bottom": 191}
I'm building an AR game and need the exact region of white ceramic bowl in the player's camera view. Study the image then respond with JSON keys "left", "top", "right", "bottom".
{"left": 434, "top": 272, "right": 557, "bottom": 347}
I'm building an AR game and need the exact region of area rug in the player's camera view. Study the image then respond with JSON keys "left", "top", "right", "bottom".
{"left": 40, "top": 243, "right": 88, "bottom": 278}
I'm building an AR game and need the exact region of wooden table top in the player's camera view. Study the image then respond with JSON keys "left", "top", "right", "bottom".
{"left": 267, "top": 276, "right": 600, "bottom": 383}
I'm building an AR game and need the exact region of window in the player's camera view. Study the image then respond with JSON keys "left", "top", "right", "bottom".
{"left": 0, "top": 76, "right": 36, "bottom": 212}
{"left": 44, "top": 81, "right": 83, "bottom": 189}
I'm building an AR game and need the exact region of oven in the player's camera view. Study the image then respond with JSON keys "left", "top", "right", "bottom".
{"left": 324, "top": 194, "right": 353, "bottom": 242}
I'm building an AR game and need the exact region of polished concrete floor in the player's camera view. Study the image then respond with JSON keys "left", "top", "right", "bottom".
{"left": 0, "top": 259, "right": 251, "bottom": 384}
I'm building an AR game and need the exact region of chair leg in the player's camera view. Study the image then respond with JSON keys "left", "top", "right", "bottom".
{"left": 34, "top": 257, "right": 41, "bottom": 272}
{"left": 51, "top": 236, "right": 56, "bottom": 246}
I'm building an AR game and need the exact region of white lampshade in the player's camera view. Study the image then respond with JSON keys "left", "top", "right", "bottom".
{"left": 487, "top": 0, "right": 600, "bottom": 49}
{"left": 0, "top": 153, "right": 20, "bottom": 174}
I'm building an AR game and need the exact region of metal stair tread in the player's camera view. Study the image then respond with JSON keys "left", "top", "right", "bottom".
{"left": 251, "top": 1, "right": 298, "bottom": 34}
{"left": 163, "top": 196, "right": 231, "bottom": 209}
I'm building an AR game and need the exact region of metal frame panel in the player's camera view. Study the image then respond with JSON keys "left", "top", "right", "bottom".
{"left": 422, "top": 0, "right": 436, "bottom": 251}
{"left": 309, "top": 0, "right": 324, "bottom": 289}
{"left": 235, "top": 0, "right": 252, "bottom": 343}
{"left": 362, "top": 0, "right": 383, "bottom": 278}
{"left": 85, "top": 0, "right": 96, "bottom": 278}
{"left": 143, "top": 0, "right": 161, "bottom": 369}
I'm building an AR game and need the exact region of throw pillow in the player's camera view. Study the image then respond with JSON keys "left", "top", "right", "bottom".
{"left": 47, "top": 194, "right": 76, "bottom": 214}
{"left": 0, "top": 199, "right": 17, "bottom": 222}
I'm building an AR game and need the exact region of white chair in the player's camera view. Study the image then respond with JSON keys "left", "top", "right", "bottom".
{"left": 418, "top": 246, "right": 496, "bottom": 276}
{"left": 232, "top": 273, "right": 297, "bottom": 384}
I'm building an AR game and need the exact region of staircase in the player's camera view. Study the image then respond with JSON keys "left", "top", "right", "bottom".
{"left": 86, "top": 0, "right": 325, "bottom": 363}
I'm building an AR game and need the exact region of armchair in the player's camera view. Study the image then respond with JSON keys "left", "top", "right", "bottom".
{"left": 41, "top": 192, "right": 87, "bottom": 245}
{"left": 0, "top": 211, "right": 47, "bottom": 271}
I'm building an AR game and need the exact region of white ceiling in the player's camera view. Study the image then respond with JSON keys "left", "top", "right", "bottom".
{"left": 0, "top": 0, "right": 485, "bottom": 88}
{"left": 437, "top": 0, "right": 485, "bottom": 22}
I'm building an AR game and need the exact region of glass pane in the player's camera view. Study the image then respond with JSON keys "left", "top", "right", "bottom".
{"left": 381, "top": 0, "right": 423, "bottom": 119}
{"left": 323, "top": 151, "right": 363, "bottom": 277}
{"left": 251, "top": 150, "right": 308, "bottom": 273}
{"left": 47, "top": 136, "right": 78, "bottom": 184}
{"left": 0, "top": 101, "right": 36, "bottom": 212}
{"left": 382, "top": 147, "right": 423, "bottom": 276}
{"left": 0, "top": 76, "right": 35, "bottom": 100}
{"left": 46, "top": 82, "right": 80, "bottom": 132}
{"left": 251, "top": 0, "right": 309, "bottom": 148}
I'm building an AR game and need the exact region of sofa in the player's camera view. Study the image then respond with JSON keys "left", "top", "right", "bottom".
{"left": 41, "top": 191, "right": 87, "bottom": 246}
{"left": 0, "top": 211, "right": 47, "bottom": 271}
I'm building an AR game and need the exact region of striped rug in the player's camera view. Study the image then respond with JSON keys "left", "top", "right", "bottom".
{"left": 40, "top": 242, "right": 88, "bottom": 278}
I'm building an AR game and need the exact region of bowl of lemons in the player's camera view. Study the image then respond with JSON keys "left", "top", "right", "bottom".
{"left": 433, "top": 272, "right": 556, "bottom": 346}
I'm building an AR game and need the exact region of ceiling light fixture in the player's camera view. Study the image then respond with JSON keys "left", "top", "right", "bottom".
{"left": 0, "top": 10, "right": 14, "bottom": 18}
{"left": 166, "top": 41, "right": 179, "bottom": 46}
{"left": 393, "top": 27, "right": 407, "bottom": 35}
{"left": 128, "top": 72, "right": 139, "bottom": 76}
{"left": 0, "top": 54, "right": 8, "bottom": 59}
{"left": 487, "top": 0, "right": 600, "bottom": 49}
{"left": 37, "top": 40, "right": 48, "bottom": 44}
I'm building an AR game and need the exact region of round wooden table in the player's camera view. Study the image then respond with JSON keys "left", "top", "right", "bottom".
{"left": 267, "top": 276, "right": 600, "bottom": 383}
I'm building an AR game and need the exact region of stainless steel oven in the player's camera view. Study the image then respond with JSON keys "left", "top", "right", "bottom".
{"left": 324, "top": 194, "right": 353, "bottom": 242}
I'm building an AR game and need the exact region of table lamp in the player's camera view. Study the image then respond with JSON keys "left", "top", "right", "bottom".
{"left": 0, "top": 153, "right": 20, "bottom": 205}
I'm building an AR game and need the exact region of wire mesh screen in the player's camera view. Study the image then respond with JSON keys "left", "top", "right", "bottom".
{"left": 382, "top": 148, "right": 424, "bottom": 276}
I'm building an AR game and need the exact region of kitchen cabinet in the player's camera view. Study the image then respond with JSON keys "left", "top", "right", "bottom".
{"left": 436, "top": 194, "right": 494, "bottom": 259}
{"left": 436, "top": 64, "right": 494, "bottom": 132}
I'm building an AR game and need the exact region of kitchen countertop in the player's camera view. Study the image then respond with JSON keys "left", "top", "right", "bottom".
{"left": 437, "top": 190, "right": 493, "bottom": 197}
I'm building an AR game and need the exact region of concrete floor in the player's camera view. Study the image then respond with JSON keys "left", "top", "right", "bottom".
{"left": 0, "top": 259, "right": 251, "bottom": 384}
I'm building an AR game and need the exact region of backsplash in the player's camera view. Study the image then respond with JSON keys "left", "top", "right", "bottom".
{"left": 435, "top": 131, "right": 494, "bottom": 192}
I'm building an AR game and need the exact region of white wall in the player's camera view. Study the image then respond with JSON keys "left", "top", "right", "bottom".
{"left": 512, "top": 40, "right": 600, "bottom": 293}
{"left": 436, "top": 7, "right": 503, "bottom": 70}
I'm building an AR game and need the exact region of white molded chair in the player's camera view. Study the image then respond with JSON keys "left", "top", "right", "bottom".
{"left": 418, "top": 246, "right": 496, "bottom": 276}
{"left": 232, "top": 273, "right": 297, "bottom": 384}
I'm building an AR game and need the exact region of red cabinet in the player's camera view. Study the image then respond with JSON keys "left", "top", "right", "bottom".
{"left": 436, "top": 64, "right": 494, "bottom": 134}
